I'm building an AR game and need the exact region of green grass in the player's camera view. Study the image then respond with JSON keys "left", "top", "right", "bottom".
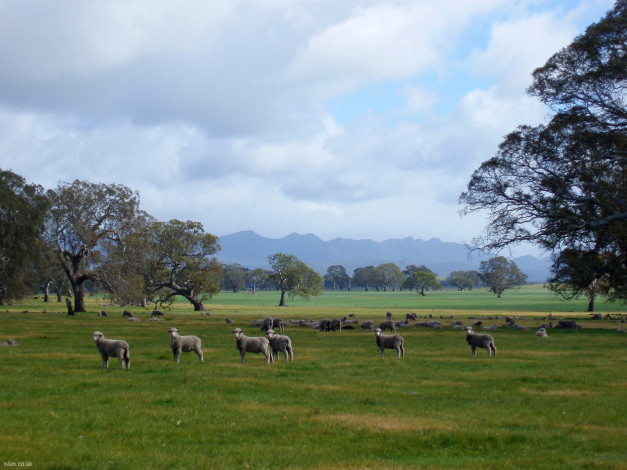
{"left": 0, "top": 289, "right": 626, "bottom": 469}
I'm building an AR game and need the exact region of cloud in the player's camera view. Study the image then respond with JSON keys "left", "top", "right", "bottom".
{"left": 0, "top": 0, "right": 612, "bottom": 257}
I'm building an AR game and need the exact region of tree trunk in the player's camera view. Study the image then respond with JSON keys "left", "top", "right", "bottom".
{"left": 587, "top": 294, "right": 595, "bottom": 312}
{"left": 72, "top": 282, "right": 86, "bottom": 312}
{"left": 44, "top": 281, "right": 51, "bottom": 302}
{"left": 279, "top": 288, "right": 286, "bottom": 307}
{"left": 188, "top": 296, "right": 205, "bottom": 311}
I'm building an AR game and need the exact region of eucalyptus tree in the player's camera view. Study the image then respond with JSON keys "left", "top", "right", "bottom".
{"left": 352, "top": 265, "right": 377, "bottom": 291}
{"left": 268, "top": 253, "right": 323, "bottom": 306}
{"left": 0, "top": 169, "right": 49, "bottom": 304}
{"left": 409, "top": 271, "right": 442, "bottom": 296}
{"left": 324, "top": 265, "right": 350, "bottom": 290}
{"left": 460, "top": 1, "right": 626, "bottom": 303}
{"left": 45, "top": 180, "right": 141, "bottom": 312}
{"left": 375, "top": 263, "right": 405, "bottom": 291}
{"left": 223, "top": 263, "right": 247, "bottom": 293}
{"left": 244, "top": 267, "right": 268, "bottom": 293}
{"left": 479, "top": 257, "right": 527, "bottom": 298}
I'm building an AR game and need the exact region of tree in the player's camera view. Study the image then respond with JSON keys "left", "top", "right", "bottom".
{"left": 375, "top": 263, "right": 405, "bottom": 291}
{"left": 459, "top": 1, "right": 626, "bottom": 303}
{"left": 324, "top": 265, "right": 350, "bottom": 290}
{"left": 447, "top": 270, "right": 478, "bottom": 291}
{"left": 352, "top": 266, "right": 377, "bottom": 291}
{"left": 45, "top": 180, "right": 141, "bottom": 312}
{"left": 244, "top": 268, "right": 267, "bottom": 293}
{"left": 409, "top": 271, "right": 442, "bottom": 296}
{"left": 403, "top": 265, "right": 437, "bottom": 290}
{"left": 268, "top": 253, "right": 323, "bottom": 307}
{"left": 479, "top": 257, "right": 528, "bottom": 298}
{"left": 0, "top": 169, "right": 49, "bottom": 304}
{"left": 144, "top": 219, "right": 223, "bottom": 311}
{"left": 223, "top": 263, "right": 246, "bottom": 293}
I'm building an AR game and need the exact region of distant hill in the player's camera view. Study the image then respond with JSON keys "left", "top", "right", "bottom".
{"left": 216, "top": 231, "right": 552, "bottom": 282}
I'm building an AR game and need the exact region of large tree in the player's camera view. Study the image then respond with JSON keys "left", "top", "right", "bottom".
{"left": 143, "top": 219, "right": 223, "bottom": 311}
{"left": 352, "top": 265, "right": 377, "bottom": 291}
{"left": 460, "top": 1, "right": 626, "bottom": 304}
{"left": 46, "top": 180, "right": 141, "bottom": 312}
{"left": 408, "top": 271, "right": 442, "bottom": 296}
{"left": 324, "top": 265, "right": 350, "bottom": 290}
{"left": 268, "top": 253, "right": 323, "bottom": 306}
{"left": 0, "top": 169, "right": 49, "bottom": 304}
{"left": 375, "top": 263, "right": 405, "bottom": 291}
{"left": 479, "top": 257, "right": 528, "bottom": 298}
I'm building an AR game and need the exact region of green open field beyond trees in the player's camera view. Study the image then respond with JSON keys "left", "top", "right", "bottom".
{"left": 1, "top": 287, "right": 626, "bottom": 469}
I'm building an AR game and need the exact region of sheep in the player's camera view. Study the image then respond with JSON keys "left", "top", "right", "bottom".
{"left": 539, "top": 322, "right": 553, "bottom": 329}
{"left": 93, "top": 331, "right": 130, "bottom": 370}
{"left": 405, "top": 312, "right": 418, "bottom": 321}
{"left": 232, "top": 328, "right": 273, "bottom": 364}
{"left": 373, "top": 328, "right": 404, "bottom": 358}
{"left": 122, "top": 310, "right": 133, "bottom": 318}
{"left": 386, "top": 311, "right": 393, "bottom": 319}
{"left": 224, "top": 318, "right": 234, "bottom": 324}
{"left": 616, "top": 327, "right": 626, "bottom": 334}
{"left": 465, "top": 326, "right": 497, "bottom": 357}
{"left": 149, "top": 317, "right": 163, "bottom": 322}
{"left": 151, "top": 309, "right": 165, "bottom": 318}
{"left": 535, "top": 327, "right": 548, "bottom": 337}
{"left": 452, "top": 324, "right": 465, "bottom": 331}
{"left": 97, "top": 310, "right": 107, "bottom": 317}
{"left": 260, "top": 317, "right": 274, "bottom": 332}
{"left": 265, "top": 329, "right": 293, "bottom": 362}
{"left": 471, "top": 320, "right": 482, "bottom": 327}
{"left": 168, "top": 328, "right": 203, "bottom": 363}
{"left": 482, "top": 325, "right": 498, "bottom": 331}
{"left": 329, "top": 318, "right": 342, "bottom": 332}
{"left": 318, "top": 318, "right": 331, "bottom": 332}
{"left": 360, "top": 321, "right": 374, "bottom": 331}
{"left": 377, "top": 320, "right": 397, "bottom": 332}
{"left": 514, "top": 325, "right": 530, "bottom": 331}
{"left": 128, "top": 316, "right": 140, "bottom": 322}
{"left": 555, "top": 320, "right": 582, "bottom": 331}
{"left": 271, "top": 318, "right": 285, "bottom": 332}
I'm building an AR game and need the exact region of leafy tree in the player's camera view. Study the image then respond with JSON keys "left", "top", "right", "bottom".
{"left": 324, "top": 265, "right": 350, "bottom": 290}
{"left": 0, "top": 169, "right": 49, "bottom": 304}
{"left": 223, "top": 263, "right": 246, "bottom": 293}
{"left": 403, "top": 265, "right": 436, "bottom": 290}
{"left": 447, "top": 270, "right": 478, "bottom": 291}
{"left": 352, "top": 265, "right": 377, "bottom": 291}
{"left": 375, "top": 263, "right": 405, "bottom": 291}
{"left": 409, "top": 271, "right": 442, "bottom": 296}
{"left": 245, "top": 267, "right": 268, "bottom": 293}
{"left": 479, "top": 257, "right": 528, "bottom": 298}
{"left": 459, "top": 1, "right": 626, "bottom": 304}
{"left": 268, "top": 253, "right": 323, "bottom": 306}
{"left": 45, "top": 180, "right": 141, "bottom": 312}
{"left": 144, "top": 219, "right": 223, "bottom": 311}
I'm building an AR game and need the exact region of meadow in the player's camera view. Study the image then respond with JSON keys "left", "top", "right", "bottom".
{"left": 0, "top": 287, "right": 625, "bottom": 469}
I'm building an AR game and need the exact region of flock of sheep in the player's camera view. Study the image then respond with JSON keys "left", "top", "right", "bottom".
{"left": 90, "top": 309, "right": 621, "bottom": 370}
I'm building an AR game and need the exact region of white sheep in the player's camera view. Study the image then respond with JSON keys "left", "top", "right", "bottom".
{"left": 265, "top": 329, "right": 293, "bottom": 362}
{"left": 465, "top": 326, "right": 497, "bottom": 357}
{"left": 535, "top": 327, "right": 548, "bottom": 337}
{"left": 377, "top": 320, "right": 397, "bottom": 332}
{"left": 168, "top": 328, "right": 204, "bottom": 363}
{"left": 373, "top": 327, "right": 405, "bottom": 358}
{"left": 93, "top": 331, "right": 130, "bottom": 370}
{"left": 232, "top": 328, "right": 273, "bottom": 364}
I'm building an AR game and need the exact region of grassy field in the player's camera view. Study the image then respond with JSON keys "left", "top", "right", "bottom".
{"left": 1, "top": 288, "right": 626, "bottom": 469}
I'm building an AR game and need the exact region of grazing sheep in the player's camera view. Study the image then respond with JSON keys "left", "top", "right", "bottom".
{"left": 93, "top": 331, "right": 130, "bottom": 370}
{"left": 482, "top": 325, "right": 498, "bottom": 331}
{"left": 122, "top": 310, "right": 133, "bottom": 318}
{"left": 471, "top": 320, "right": 482, "bottom": 327}
{"left": 224, "top": 318, "right": 234, "bottom": 324}
{"left": 373, "top": 328, "right": 404, "bottom": 358}
{"left": 97, "top": 310, "right": 107, "bottom": 317}
{"left": 386, "top": 311, "right": 393, "bottom": 319}
{"left": 272, "top": 318, "right": 285, "bottom": 332}
{"left": 555, "top": 320, "right": 582, "bottom": 331}
{"left": 329, "top": 318, "right": 342, "bottom": 332}
{"left": 265, "top": 329, "right": 293, "bottom": 362}
{"left": 535, "top": 328, "right": 548, "bottom": 337}
{"left": 465, "top": 326, "right": 497, "bottom": 357}
{"left": 318, "top": 318, "right": 331, "bottom": 332}
{"left": 168, "top": 328, "right": 203, "bottom": 363}
{"left": 452, "top": 324, "right": 465, "bottom": 331}
{"left": 360, "top": 321, "right": 375, "bottom": 331}
{"left": 232, "top": 328, "right": 273, "bottom": 364}
{"left": 151, "top": 310, "right": 165, "bottom": 318}
{"left": 260, "top": 317, "right": 274, "bottom": 332}
{"left": 405, "top": 312, "right": 418, "bottom": 321}
{"left": 377, "top": 320, "right": 397, "bottom": 332}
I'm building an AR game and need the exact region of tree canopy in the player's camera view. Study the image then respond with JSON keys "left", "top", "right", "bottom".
{"left": 460, "top": 1, "right": 626, "bottom": 304}
{"left": 268, "top": 253, "right": 323, "bottom": 306}
{"left": 479, "top": 257, "right": 528, "bottom": 298}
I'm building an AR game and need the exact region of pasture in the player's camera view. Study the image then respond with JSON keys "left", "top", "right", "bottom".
{"left": 0, "top": 287, "right": 625, "bottom": 469}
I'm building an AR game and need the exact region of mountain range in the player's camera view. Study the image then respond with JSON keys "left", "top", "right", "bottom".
{"left": 216, "top": 231, "right": 552, "bottom": 282}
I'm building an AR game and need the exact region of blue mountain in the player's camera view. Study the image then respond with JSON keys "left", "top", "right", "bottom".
{"left": 216, "top": 231, "right": 552, "bottom": 282}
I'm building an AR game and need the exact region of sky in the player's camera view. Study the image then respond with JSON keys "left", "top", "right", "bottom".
{"left": 0, "top": 0, "right": 614, "bottom": 257}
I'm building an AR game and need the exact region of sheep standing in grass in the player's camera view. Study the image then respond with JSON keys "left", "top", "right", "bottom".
{"left": 232, "top": 328, "right": 273, "bottom": 364}
{"left": 465, "top": 326, "right": 497, "bottom": 357}
{"left": 93, "top": 331, "right": 130, "bottom": 370}
{"left": 377, "top": 320, "right": 397, "bottom": 332}
{"left": 373, "top": 328, "right": 404, "bottom": 358}
{"left": 360, "top": 321, "right": 374, "bottom": 331}
{"left": 265, "top": 329, "right": 293, "bottom": 362}
{"left": 168, "top": 328, "right": 204, "bottom": 363}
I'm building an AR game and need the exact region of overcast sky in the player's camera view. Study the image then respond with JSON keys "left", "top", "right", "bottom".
{"left": 0, "top": 0, "right": 614, "bottom": 256}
